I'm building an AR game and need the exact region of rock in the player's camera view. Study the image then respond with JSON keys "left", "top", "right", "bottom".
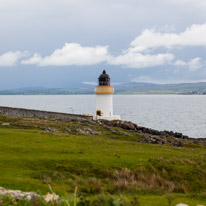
{"left": 85, "top": 127, "right": 102, "bottom": 134}
{"left": 141, "top": 134, "right": 167, "bottom": 145}
{"left": 182, "top": 135, "right": 189, "bottom": 139}
{"left": 65, "top": 128, "right": 71, "bottom": 132}
{"left": 45, "top": 127, "right": 59, "bottom": 132}
{"left": 44, "top": 193, "right": 59, "bottom": 203}
{"left": 170, "top": 140, "right": 183, "bottom": 147}
{"left": 74, "top": 126, "right": 101, "bottom": 135}
{"left": 0, "top": 186, "right": 59, "bottom": 203}
{"left": 2, "top": 123, "right": 10, "bottom": 126}
{"left": 121, "top": 121, "right": 136, "bottom": 130}
{"left": 84, "top": 127, "right": 96, "bottom": 134}
{"left": 98, "top": 119, "right": 205, "bottom": 146}
{"left": 101, "top": 120, "right": 137, "bottom": 131}
{"left": 75, "top": 127, "right": 85, "bottom": 134}
{"left": 0, "top": 186, "right": 39, "bottom": 201}
{"left": 174, "top": 132, "right": 183, "bottom": 138}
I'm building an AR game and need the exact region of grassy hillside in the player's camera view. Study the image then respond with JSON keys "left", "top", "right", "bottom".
{"left": 0, "top": 115, "right": 206, "bottom": 205}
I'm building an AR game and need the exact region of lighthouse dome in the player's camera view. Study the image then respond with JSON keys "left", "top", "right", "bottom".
{"left": 98, "top": 70, "right": 110, "bottom": 86}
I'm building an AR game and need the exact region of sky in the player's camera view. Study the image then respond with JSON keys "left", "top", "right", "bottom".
{"left": 1, "top": 0, "right": 206, "bottom": 89}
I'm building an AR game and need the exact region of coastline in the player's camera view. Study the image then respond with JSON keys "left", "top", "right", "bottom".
{"left": 0, "top": 106, "right": 205, "bottom": 145}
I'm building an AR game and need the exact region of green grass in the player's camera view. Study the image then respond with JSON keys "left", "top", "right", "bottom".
{"left": 0, "top": 115, "right": 206, "bottom": 205}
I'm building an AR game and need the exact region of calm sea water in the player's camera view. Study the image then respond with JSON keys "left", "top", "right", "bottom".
{"left": 0, "top": 95, "right": 205, "bottom": 138}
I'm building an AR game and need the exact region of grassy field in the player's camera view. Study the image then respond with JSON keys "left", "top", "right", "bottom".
{"left": 0, "top": 115, "right": 206, "bottom": 205}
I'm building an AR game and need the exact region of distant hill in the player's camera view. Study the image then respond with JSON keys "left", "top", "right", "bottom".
{"left": 0, "top": 87, "right": 94, "bottom": 95}
{"left": 1, "top": 82, "right": 206, "bottom": 94}
{"left": 113, "top": 82, "right": 206, "bottom": 94}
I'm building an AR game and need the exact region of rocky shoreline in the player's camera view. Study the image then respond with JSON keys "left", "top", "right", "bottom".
{"left": 0, "top": 106, "right": 205, "bottom": 147}
{"left": 100, "top": 120, "right": 206, "bottom": 146}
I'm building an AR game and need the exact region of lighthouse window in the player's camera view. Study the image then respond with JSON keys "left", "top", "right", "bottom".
{"left": 96, "top": 110, "right": 102, "bottom": 116}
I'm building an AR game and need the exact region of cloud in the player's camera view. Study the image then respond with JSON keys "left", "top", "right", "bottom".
{"left": 82, "top": 81, "right": 97, "bottom": 85}
{"left": 109, "top": 51, "right": 174, "bottom": 69}
{"left": 131, "top": 23, "right": 206, "bottom": 51}
{"left": 107, "top": 22, "right": 206, "bottom": 69}
{"left": 0, "top": 51, "right": 27, "bottom": 67}
{"left": 131, "top": 75, "right": 180, "bottom": 84}
{"left": 175, "top": 57, "right": 202, "bottom": 71}
{"left": 22, "top": 42, "right": 174, "bottom": 69}
{"left": 131, "top": 74, "right": 206, "bottom": 84}
{"left": 188, "top": 58, "right": 202, "bottom": 71}
{"left": 174, "top": 60, "right": 186, "bottom": 66}
{"left": 19, "top": 22, "right": 206, "bottom": 70}
{"left": 168, "top": 0, "right": 206, "bottom": 7}
{"left": 22, "top": 43, "right": 111, "bottom": 66}
{"left": 131, "top": 75, "right": 155, "bottom": 83}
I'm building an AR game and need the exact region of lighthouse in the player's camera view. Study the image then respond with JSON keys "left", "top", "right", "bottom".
{"left": 94, "top": 70, "right": 121, "bottom": 120}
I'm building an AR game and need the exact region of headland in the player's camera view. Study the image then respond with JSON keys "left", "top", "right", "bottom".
{"left": 0, "top": 107, "right": 206, "bottom": 205}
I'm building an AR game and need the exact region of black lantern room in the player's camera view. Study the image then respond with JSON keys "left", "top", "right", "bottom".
{"left": 98, "top": 70, "right": 110, "bottom": 86}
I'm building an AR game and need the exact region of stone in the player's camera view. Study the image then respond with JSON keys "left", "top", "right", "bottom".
{"left": 0, "top": 187, "right": 40, "bottom": 201}
{"left": 0, "top": 106, "right": 92, "bottom": 121}
{"left": 121, "top": 121, "right": 136, "bottom": 130}
{"left": 2, "top": 123, "right": 10, "bottom": 126}
{"left": 0, "top": 186, "right": 59, "bottom": 203}
{"left": 45, "top": 127, "right": 59, "bottom": 132}
{"left": 44, "top": 193, "right": 59, "bottom": 203}
{"left": 65, "top": 128, "right": 72, "bottom": 132}
{"left": 170, "top": 140, "right": 183, "bottom": 147}
{"left": 141, "top": 134, "right": 167, "bottom": 145}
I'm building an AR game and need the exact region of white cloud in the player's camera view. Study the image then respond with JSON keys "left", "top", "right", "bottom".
{"left": 188, "top": 58, "right": 202, "bottom": 71}
{"left": 131, "top": 23, "right": 206, "bottom": 51}
{"left": 131, "top": 75, "right": 206, "bottom": 84}
{"left": 131, "top": 75, "right": 155, "bottom": 83}
{"left": 22, "top": 53, "right": 43, "bottom": 65}
{"left": 109, "top": 51, "right": 174, "bottom": 69}
{"left": 82, "top": 81, "right": 97, "bottom": 85}
{"left": 175, "top": 57, "right": 202, "bottom": 71}
{"left": 174, "top": 60, "right": 186, "bottom": 66}
{"left": 21, "top": 41, "right": 174, "bottom": 69}
{"left": 19, "top": 22, "right": 206, "bottom": 70}
{"left": 131, "top": 75, "right": 181, "bottom": 84}
{"left": 105, "top": 22, "right": 206, "bottom": 69}
{"left": 0, "top": 51, "right": 27, "bottom": 67}
{"left": 22, "top": 43, "right": 111, "bottom": 66}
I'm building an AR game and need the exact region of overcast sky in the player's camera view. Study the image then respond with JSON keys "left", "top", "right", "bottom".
{"left": 1, "top": 0, "right": 206, "bottom": 89}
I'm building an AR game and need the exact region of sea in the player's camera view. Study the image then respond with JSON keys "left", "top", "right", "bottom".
{"left": 0, "top": 95, "right": 205, "bottom": 139}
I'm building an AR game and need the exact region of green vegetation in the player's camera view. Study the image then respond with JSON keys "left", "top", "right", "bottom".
{"left": 0, "top": 115, "right": 206, "bottom": 205}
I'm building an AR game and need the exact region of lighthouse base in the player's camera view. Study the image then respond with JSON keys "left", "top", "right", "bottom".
{"left": 93, "top": 115, "right": 121, "bottom": 121}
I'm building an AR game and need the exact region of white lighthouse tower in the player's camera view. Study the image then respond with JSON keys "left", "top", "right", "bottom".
{"left": 94, "top": 70, "right": 121, "bottom": 120}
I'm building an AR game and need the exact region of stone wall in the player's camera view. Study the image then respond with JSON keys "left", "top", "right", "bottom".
{"left": 0, "top": 106, "right": 93, "bottom": 121}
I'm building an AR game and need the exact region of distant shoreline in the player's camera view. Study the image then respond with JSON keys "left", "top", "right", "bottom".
{"left": 1, "top": 81, "right": 206, "bottom": 95}
{"left": 0, "top": 93, "right": 206, "bottom": 95}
